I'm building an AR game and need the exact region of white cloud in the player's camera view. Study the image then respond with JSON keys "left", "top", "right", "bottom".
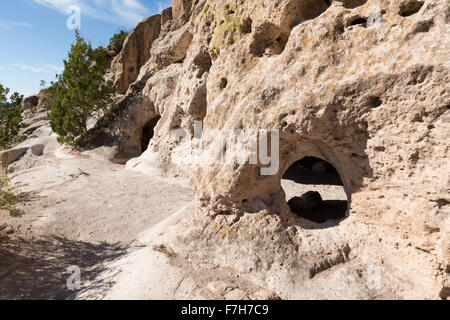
{"left": 0, "top": 21, "right": 33, "bottom": 29}
{"left": 32, "top": 0, "right": 151, "bottom": 26}
{"left": 45, "top": 64, "right": 64, "bottom": 72}
{"left": 15, "top": 64, "right": 45, "bottom": 73}
{"left": 9, "top": 64, "right": 64, "bottom": 73}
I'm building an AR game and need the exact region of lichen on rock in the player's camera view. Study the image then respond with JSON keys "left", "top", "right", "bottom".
{"left": 205, "top": 0, "right": 247, "bottom": 57}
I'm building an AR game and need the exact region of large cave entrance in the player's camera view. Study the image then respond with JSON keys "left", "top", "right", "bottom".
{"left": 141, "top": 116, "right": 161, "bottom": 153}
{"left": 282, "top": 157, "right": 349, "bottom": 224}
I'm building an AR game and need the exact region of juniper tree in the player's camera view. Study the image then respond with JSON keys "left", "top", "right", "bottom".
{"left": 0, "top": 83, "right": 23, "bottom": 149}
{"left": 49, "top": 31, "right": 116, "bottom": 145}
{"left": 110, "top": 29, "right": 129, "bottom": 48}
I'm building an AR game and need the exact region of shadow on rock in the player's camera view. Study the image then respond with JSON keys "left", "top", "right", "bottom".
{"left": 283, "top": 163, "right": 344, "bottom": 186}
{"left": 289, "top": 199, "right": 349, "bottom": 224}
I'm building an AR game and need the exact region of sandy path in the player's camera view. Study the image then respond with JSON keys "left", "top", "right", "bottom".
{"left": 0, "top": 150, "right": 194, "bottom": 299}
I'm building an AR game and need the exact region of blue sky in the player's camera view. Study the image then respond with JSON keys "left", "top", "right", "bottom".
{"left": 0, "top": 0, "right": 171, "bottom": 98}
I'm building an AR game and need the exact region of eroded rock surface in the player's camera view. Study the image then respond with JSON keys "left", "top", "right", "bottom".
{"left": 173, "top": 0, "right": 195, "bottom": 30}
{"left": 111, "top": 15, "right": 163, "bottom": 93}
{"left": 81, "top": 0, "right": 449, "bottom": 299}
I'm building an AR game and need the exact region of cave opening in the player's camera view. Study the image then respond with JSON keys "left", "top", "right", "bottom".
{"left": 141, "top": 116, "right": 161, "bottom": 153}
{"left": 282, "top": 157, "right": 349, "bottom": 224}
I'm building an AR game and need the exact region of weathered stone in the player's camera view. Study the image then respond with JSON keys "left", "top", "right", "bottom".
{"left": 206, "top": 281, "right": 229, "bottom": 296}
{"left": 288, "top": 191, "right": 323, "bottom": 213}
{"left": 440, "top": 287, "right": 450, "bottom": 300}
{"left": 31, "top": 144, "right": 45, "bottom": 156}
{"left": 224, "top": 289, "right": 249, "bottom": 300}
{"left": 252, "top": 289, "right": 281, "bottom": 301}
{"left": 111, "top": 14, "right": 162, "bottom": 93}
{"left": 3, "top": 226, "right": 14, "bottom": 235}
{"left": 83, "top": 23, "right": 194, "bottom": 161}
{"left": 0, "top": 147, "right": 28, "bottom": 167}
{"left": 106, "top": 43, "right": 122, "bottom": 59}
{"left": 172, "top": 0, "right": 194, "bottom": 30}
{"left": 83, "top": 0, "right": 449, "bottom": 299}
{"left": 302, "top": 191, "right": 323, "bottom": 210}
{"left": 161, "top": 7, "right": 173, "bottom": 26}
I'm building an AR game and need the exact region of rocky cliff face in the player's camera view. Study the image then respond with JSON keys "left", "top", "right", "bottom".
{"left": 84, "top": 0, "right": 449, "bottom": 299}
{"left": 110, "top": 15, "right": 163, "bottom": 93}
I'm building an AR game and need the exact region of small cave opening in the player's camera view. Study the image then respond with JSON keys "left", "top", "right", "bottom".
{"left": 348, "top": 17, "right": 368, "bottom": 27}
{"left": 193, "top": 50, "right": 212, "bottom": 78}
{"left": 398, "top": 1, "right": 424, "bottom": 17}
{"left": 249, "top": 23, "right": 290, "bottom": 57}
{"left": 219, "top": 77, "right": 228, "bottom": 89}
{"left": 282, "top": 157, "right": 349, "bottom": 224}
{"left": 141, "top": 116, "right": 161, "bottom": 153}
{"left": 290, "top": 0, "right": 332, "bottom": 28}
{"left": 249, "top": 0, "right": 332, "bottom": 58}
{"left": 241, "top": 17, "right": 253, "bottom": 34}
{"left": 340, "top": 0, "right": 368, "bottom": 9}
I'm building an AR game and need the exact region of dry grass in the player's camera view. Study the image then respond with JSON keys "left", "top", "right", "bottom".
{"left": 153, "top": 244, "right": 177, "bottom": 258}
{"left": 0, "top": 172, "right": 24, "bottom": 217}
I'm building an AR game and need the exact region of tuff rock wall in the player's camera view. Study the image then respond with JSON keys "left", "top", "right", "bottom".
{"left": 84, "top": 0, "right": 449, "bottom": 299}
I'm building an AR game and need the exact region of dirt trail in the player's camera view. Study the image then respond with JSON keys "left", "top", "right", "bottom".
{"left": 0, "top": 148, "right": 194, "bottom": 299}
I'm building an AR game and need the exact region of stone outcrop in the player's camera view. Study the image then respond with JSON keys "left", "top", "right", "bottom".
{"left": 84, "top": 0, "right": 449, "bottom": 299}
{"left": 106, "top": 43, "right": 122, "bottom": 60}
{"left": 172, "top": 0, "right": 195, "bottom": 29}
{"left": 1, "top": 93, "right": 54, "bottom": 168}
{"left": 162, "top": 7, "right": 174, "bottom": 26}
{"left": 111, "top": 15, "right": 163, "bottom": 93}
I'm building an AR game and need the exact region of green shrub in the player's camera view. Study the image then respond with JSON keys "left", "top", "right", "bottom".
{"left": 0, "top": 84, "right": 23, "bottom": 148}
{"left": 49, "top": 31, "right": 116, "bottom": 146}
{"left": 0, "top": 174, "right": 23, "bottom": 217}
{"left": 110, "top": 30, "right": 129, "bottom": 48}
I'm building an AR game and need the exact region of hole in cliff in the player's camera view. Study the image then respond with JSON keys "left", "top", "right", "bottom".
{"left": 248, "top": 0, "right": 332, "bottom": 58}
{"left": 241, "top": 17, "right": 253, "bottom": 34}
{"left": 369, "top": 96, "right": 383, "bottom": 108}
{"left": 193, "top": 50, "right": 212, "bottom": 78}
{"left": 250, "top": 23, "right": 289, "bottom": 57}
{"left": 290, "top": 0, "right": 332, "bottom": 28}
{"left": 399, "top": 1, "right": 424, "bottom": 17}
{"left": 340, "top": 0, "right": 368, "bottom": 9}
{"left": 141, "top": 116, "right": 161, "bottom": 153}
{"left": 349, "top": 17, "right": 368, "bottom": 27}
{"left": 282, "top": 157, "right": 349, "bottom": 224}
{"left": 440, "top": 286, "right": 450, "bottom": 300}
{"left": 219, "top": 77, "right": 228, "bottom": 89}
{"left": 249, "top": 0, "right": 332, "bottom": 58}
